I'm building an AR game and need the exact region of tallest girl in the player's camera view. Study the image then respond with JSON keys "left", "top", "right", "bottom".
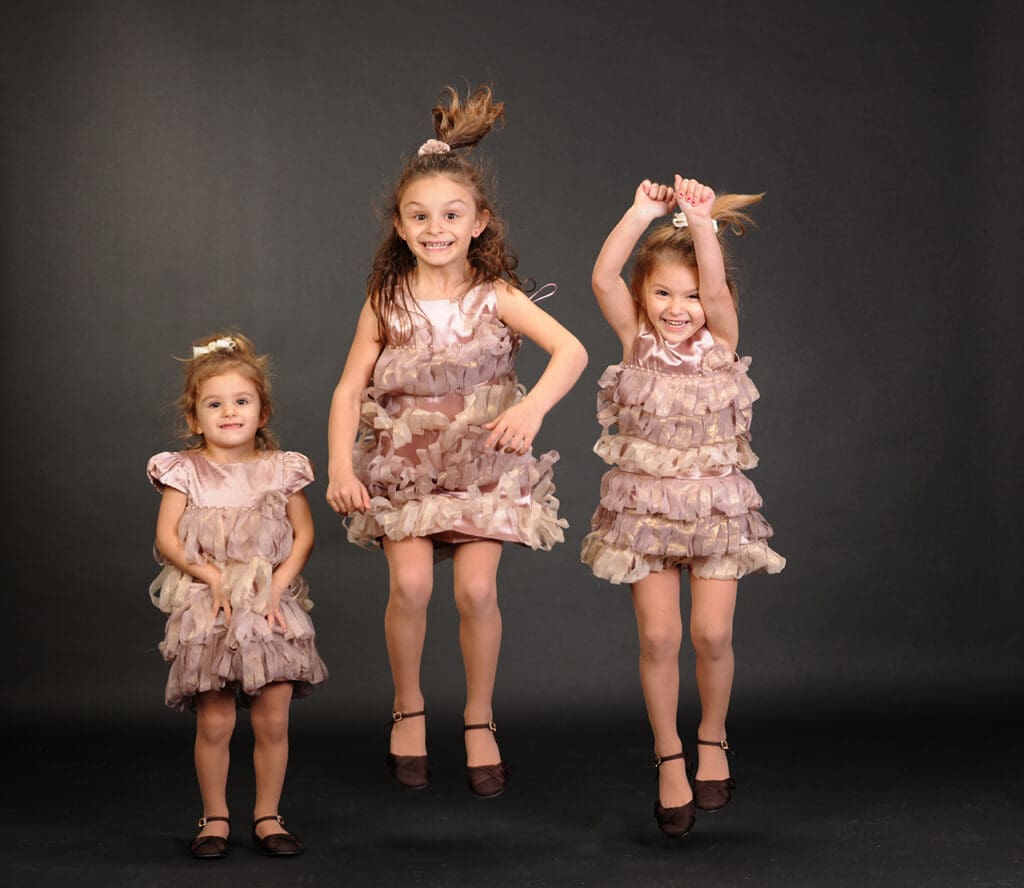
{"left": 326, "top": 85, "right": 587, "bottom": 798}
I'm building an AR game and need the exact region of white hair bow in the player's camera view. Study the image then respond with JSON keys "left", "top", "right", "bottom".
{"left": 673, "top": 212, "right": 719, "bottom": 232}
{"left": 192, "top": 338, "right": 237, "bottom": 358}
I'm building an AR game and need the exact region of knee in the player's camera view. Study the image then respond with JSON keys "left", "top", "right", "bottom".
{"left": 453, "top": 575, "right": 498, "bottom": 618}
{"left": 251, "top": 698, "right": 290, "bottom": 742}
{"left": 637, "top": 623, "right": 682, "bottom": 662}
{"left": 389, "top": 568, "right": 433, "bottom": 612}
{"left": 691, "top": 621, "right": 733, "bottom": 660}
{"left": 196, "top": 702, "right": 236, "bottom": 744}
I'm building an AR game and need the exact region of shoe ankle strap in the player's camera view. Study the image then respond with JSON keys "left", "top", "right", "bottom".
{"left": 391, "top": 709, "right": 425, "bottom": 723}
{"left": 198, "top": 815, "right": 230, "bottom": 827}
{"left": 697, "top": 737, "right": 731, "bottom": 753}
{"left": 253, "top": 814, "right": 284, "bottom": 827}
{"left": 464, "top": 721, "right": 497, "bottom": 733}
{"left": 654, "top": 751, "right": 686, "bottom": 768}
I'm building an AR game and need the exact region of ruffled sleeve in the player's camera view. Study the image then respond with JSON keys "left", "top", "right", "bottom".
{"left": 147, "top": 451, "right": 190, "bottom": 495}
{"left": 280, "top": 451, "right": 314, "bottom": 497}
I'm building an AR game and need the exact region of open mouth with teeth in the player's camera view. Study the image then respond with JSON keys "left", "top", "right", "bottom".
{"left": 422, "top": 241, "right": 454, "bottom": 250}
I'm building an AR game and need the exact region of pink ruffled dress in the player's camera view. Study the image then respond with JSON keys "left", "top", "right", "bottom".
{"left": 346, "top": 282, "right": 567, "bottom": 555}
{"left": 147, "top": 450, "right": 328, "bottom": 711}
{"left": 581, "top": 323, "right": 785, "bottom": 584}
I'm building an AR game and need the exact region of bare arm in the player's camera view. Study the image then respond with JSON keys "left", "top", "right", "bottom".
{"left": 592, "top": 180, "right": 677, "bottom": 350}
{"left": 674, "top": 175, "right": 738, "bottom": 352}
{"left": 155, "top": 487, "right": 228, "bottom": 619}
{"left": 485, "top": 282, "right": 589, "bottom": 452}
{"left": 265, "top": 490, "right": 314, "bottom": 631}
{"left": 326, "top": 300, "right": 382, "bottom": 514}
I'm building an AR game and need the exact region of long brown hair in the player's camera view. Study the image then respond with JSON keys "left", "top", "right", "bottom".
{"left": 630, "top": 193, "right": 764, "bottom": 311}
{"left": 175, "top": 330, "right": 278, "bottom": 451}
{"left": 367, "top": 84, "right": 525, "bottom": 345}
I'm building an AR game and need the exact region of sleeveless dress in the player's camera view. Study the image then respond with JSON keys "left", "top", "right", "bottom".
{"left": 581, "top": 323, "right": 785, "bottom": 584}
{"left": 346, "top": 282, "right": 566, "bottom": 555}
{"left": 147, "top": 449, "right": 328, "bottom": 711}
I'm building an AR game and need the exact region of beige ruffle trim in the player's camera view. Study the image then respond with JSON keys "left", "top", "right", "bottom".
{"left": 581, "top": 534, "right": 786, "bottom": 584}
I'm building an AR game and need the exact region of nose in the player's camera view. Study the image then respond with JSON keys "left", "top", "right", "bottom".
{"left": 670, "top": 295, "right": 688, "bottom": 314}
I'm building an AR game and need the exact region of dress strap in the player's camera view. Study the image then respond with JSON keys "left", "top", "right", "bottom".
{"left": 529, "top": 282, "right": 557, "bottom": 304}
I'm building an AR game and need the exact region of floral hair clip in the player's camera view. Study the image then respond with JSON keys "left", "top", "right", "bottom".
{"left": 192, "top": 337, "right": 237, "bottom": 358}
{"left": 417, "top": 139, "right": 451, "bottom": 157}
{"left": 672, "top": 211, "right": 719, "bottom": 233}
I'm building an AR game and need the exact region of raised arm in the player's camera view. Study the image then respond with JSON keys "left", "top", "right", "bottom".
{"left": 674, "top": 175, "right": 738, "bottom": 352}
{"left": 484, "top": 282, "right": 588, "bottom": 453}
{"left": 592, "top": 180, "right": 677, "bottom": 349}
{"left": 326, "top": 300, "right": 383, "bottom": 514}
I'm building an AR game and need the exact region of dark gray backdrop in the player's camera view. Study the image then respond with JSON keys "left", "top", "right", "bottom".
{"left": 2, "top": 0, "right": 1021, "bottom": 731}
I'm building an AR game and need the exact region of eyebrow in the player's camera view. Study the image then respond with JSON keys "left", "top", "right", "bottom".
{"left": 404, "top": 200, "right": 469, "bottom": 209}
{"left": 201, "top": 391, "right": 257, "bottom": 402}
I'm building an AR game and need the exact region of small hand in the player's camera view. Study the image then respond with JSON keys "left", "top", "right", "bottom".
{"left": 326, "top": 475, "right": 372, "bottom": 514}
{"left": 631, "top": 179, "right": 676, "bottom": 222}
{"left": 483, "top": 399, "right": 543, "bottom": 454}
{"left": 674, "top": 175, "right": 716, "bottom": 223}
{"left": 208, "top": 570, "right": 231, "bottom": 623}
{"left": 265, "top": 585, "right": 288, "bottom": 633}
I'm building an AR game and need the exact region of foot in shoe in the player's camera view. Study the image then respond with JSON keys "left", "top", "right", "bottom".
{"left": 389, "top": 710, "right": 427, "bottom": 758}
{"left": 695, "top": 738, "right": 730, "bottom": 782}
{"left": 188, "top": 814, "right": 230, "bottom": 859}
{"left": 464, "top": 721, "right": 501, "bottom": 768}
{"left": 252, "top": 814, "right": 303, "bottom": 856}
{"left": 656, "top": 756, "right": 693, "bottom": 810}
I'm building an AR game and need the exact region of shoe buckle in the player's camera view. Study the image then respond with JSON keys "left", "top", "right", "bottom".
{"left": 197, "top": 817, "right": 208, "bottom": 828}
{"left": 654, "top": 755, "right": 662, "bottom": 768}
{"left": 488, "top": 721, "right": 497, "bottom": 733}
{"left": 720, "top": 739, "right": 730, "bottom": 752}
{"left": 392, "top": 711, "right": 403, "bottom": 723}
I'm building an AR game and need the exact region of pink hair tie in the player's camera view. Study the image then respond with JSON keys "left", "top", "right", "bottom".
{"left": 417, "top": 139, "right": 451, "bottom": 157}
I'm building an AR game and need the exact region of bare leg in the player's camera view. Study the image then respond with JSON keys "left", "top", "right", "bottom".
{"left": 631, "top": 568, "right": 692, "bottom": 808}
{"left": 383, "top": 536, "right": 435, "bottom": 756}
{"left": 453, "top": 539, "right": 504, "bottom": 767}
{"left": 690, "top": 575, "right": 737, "bottom": 780}
{"left": 250, "top": 681, "right": 294, "bottom": 839}
{"left": 193, "top": 688, "right": 236, "bottom": 839}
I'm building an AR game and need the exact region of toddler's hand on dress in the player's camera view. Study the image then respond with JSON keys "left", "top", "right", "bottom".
{"left": 484, "top": 399, "right": 543, "bottom": 454}
{"left": 326, "top": 474, "right": 372, "bottom": 514}
{"left": 208, "top": 570, "right": 231, "bottom": 623}
{"left": 630, "top": 179, "right": 676, "bottom": 223}
{"left": 266, "top": 583, "right": 288, "bottom": 634}
{"left": 674, "top": 175, "right": 716, "bottom": 224}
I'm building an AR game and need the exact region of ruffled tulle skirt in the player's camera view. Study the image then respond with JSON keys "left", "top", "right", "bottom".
{"left": 150, "top": 559, "right": 327, "bottom": 711}
{"left": 347, "top": 378, "right": 567, "bottom": 556}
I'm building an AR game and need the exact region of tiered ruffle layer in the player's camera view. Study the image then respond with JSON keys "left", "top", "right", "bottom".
{"left": 347, "top": 309, "right": 567, "bottom": 554}
{"left": 582, "top": 346, "right": 784, "bottom": 584}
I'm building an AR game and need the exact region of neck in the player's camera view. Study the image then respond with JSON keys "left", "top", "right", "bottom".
{"left": 409, "top": 262, "right": 474, "bottom": 300}
{"left": 199, "top": 441, "right": 260, "bottom": 464}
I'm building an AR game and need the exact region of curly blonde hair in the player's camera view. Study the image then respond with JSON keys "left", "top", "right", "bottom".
{"left": 630, "top": 193, "right": 764, "bottom": 312}
{"left": 175, "top": 330, "right": 278, "bottom": 450}
{"left": 367, "top": 84, "right": 525, "bottom": 345}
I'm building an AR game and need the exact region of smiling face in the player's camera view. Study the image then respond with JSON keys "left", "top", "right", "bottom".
{"left": 393, "top": 174, "right": 490, "bottom": 274}
{"left": 640, "top": 260, "right": 706, "bottom": 343}
{"left": 188, "top": 369, "right": 265, "bottom": 460}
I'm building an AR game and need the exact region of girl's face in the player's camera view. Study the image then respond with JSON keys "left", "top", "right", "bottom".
{"left": 641, "top": 260, "right": 705, "bottom": 343}
{"left": 394, "top": 174, "right": 490, "bottom": 275}
{"left": 188, "top": 370, "right": 265, "bottom": 460}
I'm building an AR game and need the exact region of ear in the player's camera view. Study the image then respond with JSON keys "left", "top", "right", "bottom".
{"left": 393, "top": 214, "right": 407, "bottom": 242}
{"left": 472, "top": 209, "right": 491, "bottom": 238}
{"left": 186, "top": 415, "right": 202, "bottom": 435}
